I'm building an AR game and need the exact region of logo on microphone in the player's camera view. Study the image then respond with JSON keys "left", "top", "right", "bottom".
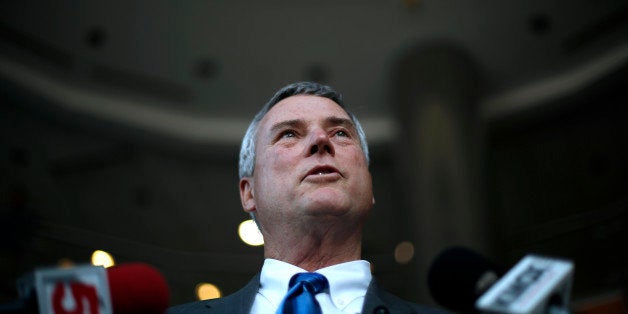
{"left": 35, "top": 265, "right": 113, "bottom": 314}
{"left": 494, "top": 263, "right": 548, "bottom": 308}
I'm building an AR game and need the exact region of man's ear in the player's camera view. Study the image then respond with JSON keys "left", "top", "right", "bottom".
{"left": 239, "top": 177, "right": 256, "bottom": 213}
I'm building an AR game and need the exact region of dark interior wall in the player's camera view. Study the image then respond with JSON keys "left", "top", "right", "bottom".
{"left": 386, "top": 42, "right": 628, "bottom": 307}
{"left": 486, "top": 64, "right": 628, "bottom": 298}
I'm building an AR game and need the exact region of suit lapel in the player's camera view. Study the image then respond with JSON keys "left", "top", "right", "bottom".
{"left": 361, "top": 279, "right": 418, "bottom": 314}
{"left": 203, "top": 274, "right": 259, "bottom": 314}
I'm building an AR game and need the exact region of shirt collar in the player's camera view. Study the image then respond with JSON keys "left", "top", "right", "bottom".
{"left": 258, "top": 258, "right": 372, "bottom": 310}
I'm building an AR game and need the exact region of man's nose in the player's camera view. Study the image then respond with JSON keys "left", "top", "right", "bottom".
{"left": 307, "top": 128, "right": 335, "bottom": 156}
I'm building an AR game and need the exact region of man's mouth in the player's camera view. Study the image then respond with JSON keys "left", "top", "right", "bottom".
{"left": 303, "top": 165, "right": 341, "bottom": 180}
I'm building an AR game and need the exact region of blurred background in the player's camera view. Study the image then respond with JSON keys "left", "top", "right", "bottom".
{"left": 1, "top": 0, "right": 627, "bottom": 311}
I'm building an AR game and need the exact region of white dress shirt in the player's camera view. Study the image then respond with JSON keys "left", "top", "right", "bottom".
{"left": 250, "top": 259, "right": 372, "bottom": 314}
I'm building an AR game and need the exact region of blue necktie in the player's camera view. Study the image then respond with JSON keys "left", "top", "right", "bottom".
{"left": 276, "top": 272, "right": 329, "bottom": 314}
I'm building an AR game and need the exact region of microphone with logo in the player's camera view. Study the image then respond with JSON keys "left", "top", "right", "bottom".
{"left": 428, "top": 247, "right": 574, "bottom": 314}
{"left": 1, "top": 262, "right": 170, "bottom": 314}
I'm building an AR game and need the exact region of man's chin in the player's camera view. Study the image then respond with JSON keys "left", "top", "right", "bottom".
{"left": 301, "top": 197, "right": 357, "bottom": 218}
{"left": 305, "top": 206, "right": 351, "bottom": 218}
{"left": 300, "top": 186, "right": 371, "bottom": 217}
{"left": 303, "top": 188, "right": 346, "bottom": 206}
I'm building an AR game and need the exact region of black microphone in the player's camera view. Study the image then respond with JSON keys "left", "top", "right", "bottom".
{"left": 428, "top": 246, "right": 505, "bottom": 313}
{"left": 428, "top": 247, "right": 574, "bottom": 314}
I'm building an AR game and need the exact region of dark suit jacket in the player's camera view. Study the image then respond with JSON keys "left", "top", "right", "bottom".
{"left": 167, "top": 274, "right": 449, "bottom": 314}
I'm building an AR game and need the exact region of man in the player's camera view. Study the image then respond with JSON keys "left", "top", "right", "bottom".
{"left": 169, "top": 82, "right": 447, "bottom": 314}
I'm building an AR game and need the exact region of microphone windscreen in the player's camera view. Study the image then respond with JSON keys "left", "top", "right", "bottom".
{"left": 427, "top": 246, "right": 504, "bottom": 313}
{"left": 107, "top": 263, "right": 170, "bottom": 314}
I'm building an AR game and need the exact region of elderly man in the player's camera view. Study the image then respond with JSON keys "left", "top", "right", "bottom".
{"left": 169, "top": 82, "right": 447, "bottom": 314}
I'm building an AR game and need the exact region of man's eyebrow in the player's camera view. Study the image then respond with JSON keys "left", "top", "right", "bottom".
{"left": 325, "top": 117, "right": 356, "bottom": 129}
{"left": 269, "top": 119, "right": 304, "bottom": 134}
{"left": 268, "top": 116, "right": 356, "bottom": 135}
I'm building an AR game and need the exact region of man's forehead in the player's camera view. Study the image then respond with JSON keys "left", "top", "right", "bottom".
{"left": 261, "top": 95, "right": 350, "bottom": 125}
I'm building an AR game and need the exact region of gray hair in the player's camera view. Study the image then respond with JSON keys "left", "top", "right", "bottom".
{"left": 238, "top": 81, "right": 370, "bottom": 179}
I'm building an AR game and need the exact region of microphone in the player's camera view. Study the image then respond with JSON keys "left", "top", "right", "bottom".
{"left": 428, "top": 247, "right": 574, "bottom": 314}
{"left": 428, "top": 246, "right": 506, "bottom": 313}
{"left": 475, "top": 255, "right": 574, "bottom": 314}
{"left": 107, "top": 263, "right": 170, "bottom": 314}
{"left": 2, "top": 263, "right": 170, "bottom": 314}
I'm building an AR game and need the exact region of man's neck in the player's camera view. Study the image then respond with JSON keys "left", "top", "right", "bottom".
{"left": 262, "top": 225, "right": 363, "bottom": 271}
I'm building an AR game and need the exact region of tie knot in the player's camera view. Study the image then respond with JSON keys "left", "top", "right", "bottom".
{"left": 289, "top": 272, "right": 329, "bottom": 294}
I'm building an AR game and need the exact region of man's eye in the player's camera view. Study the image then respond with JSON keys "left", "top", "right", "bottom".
{"left": 335, "top": 130, "right": 349, "bottom": 137}
{"left": 280, "top": 130, "right": 296, "bottom": 138}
